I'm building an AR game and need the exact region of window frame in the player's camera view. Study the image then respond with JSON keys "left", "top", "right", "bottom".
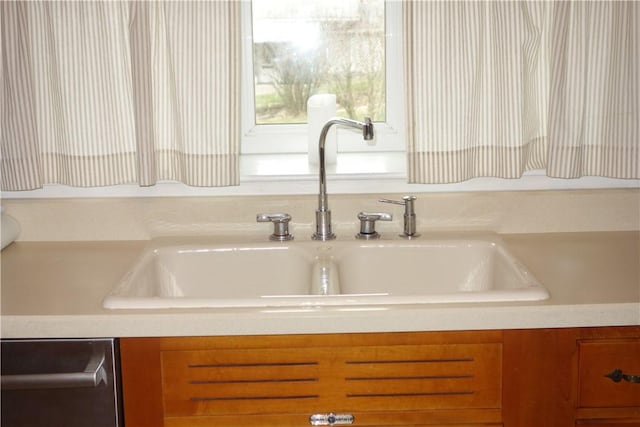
{"left": 240, "top": 0, "right": 405, "bottom": 155}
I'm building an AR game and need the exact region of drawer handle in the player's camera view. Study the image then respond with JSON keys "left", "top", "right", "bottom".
{"left": 605, "top": 369, "right": 640, "bottom": 384}
{"left": 309, "top": 413, "right": 354, "bottom": 426}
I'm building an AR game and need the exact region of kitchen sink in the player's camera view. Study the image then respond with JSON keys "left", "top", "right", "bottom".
{"left": 334, "top": 239, "right": 548, "bottom": 304}
{"left": 102, "top": 243, "right": 315, "bottom": 309}
{"left": 102, "top": 235, "right": 549, "bottom": 309}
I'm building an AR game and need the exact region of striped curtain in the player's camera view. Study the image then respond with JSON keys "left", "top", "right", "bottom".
{"left": 1, "top": 1, "right": 240, "bottom": 190}
{"left": 405, "top": 1, "right": 639, "bottom": 183}
{"left": 547, "top": 1, "right": 639, "bottom": 179}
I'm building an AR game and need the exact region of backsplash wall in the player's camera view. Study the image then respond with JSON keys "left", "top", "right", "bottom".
{"left": 1, "top": 188, "right": 638, "bottom": 241}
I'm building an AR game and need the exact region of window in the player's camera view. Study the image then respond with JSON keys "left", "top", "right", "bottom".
{"left": 252, "top": 1, "right": 385, "bottom": 125}
{"left": 3, "top": 1, "right": 634, "bottom": 198}
{"left": 241, "top": 0, "right": 405, "bottom": 155}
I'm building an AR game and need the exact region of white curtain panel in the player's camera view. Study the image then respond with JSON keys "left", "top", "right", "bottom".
{"left": 547, "top": 1, "right": 639, "bottom": 179}
{"left": 131, "top": 2, "right": 240, "bottom": 186}
{"left": 1, "top": 1, "right": 240, "bottom": 190}
{"left": 1, "top": 1, "right": 137, "bottom": 189}
{"left": 404, "top": 1, "right": 639, "bottom": 183}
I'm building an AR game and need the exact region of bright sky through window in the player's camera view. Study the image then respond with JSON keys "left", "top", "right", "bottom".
{"left": 251, "top": 0, "right": 385, "bottom": 125}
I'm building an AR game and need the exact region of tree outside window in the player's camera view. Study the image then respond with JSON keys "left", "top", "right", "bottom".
{"left": 252, "top": 0, "right": 385, "bottom": 125}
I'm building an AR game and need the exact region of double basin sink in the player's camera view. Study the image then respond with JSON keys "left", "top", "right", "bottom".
{"left": 103, "top": 234, "right": 549, "bottom": 309}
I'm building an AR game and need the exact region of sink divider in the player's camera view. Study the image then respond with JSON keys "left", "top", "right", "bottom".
{"left": 310, "top": 248, "right": 341, "bottom": 296}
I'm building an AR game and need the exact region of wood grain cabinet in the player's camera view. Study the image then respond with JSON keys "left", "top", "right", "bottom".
{"left": 502, "top": 327, "right": 640, "bottom": 427}
{"left": 120, "top": 327, "right": 639, "bottom": 427}
{"left": 575, "top": 338, "right": 640, "bottom": 426}
{"left": 121, "top": 331, "right": 503, "bottom": 426}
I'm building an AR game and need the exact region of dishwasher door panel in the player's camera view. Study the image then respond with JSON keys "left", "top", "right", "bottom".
{"left": 1, "top": 339, "right": 122, "bottom": 427}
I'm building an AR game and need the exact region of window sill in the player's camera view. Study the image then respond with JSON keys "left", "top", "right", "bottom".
{"left": 241, "top": 151, "right": 406, "bottom": 179}
{"left": 2, "top": 152, "right": 637, "bottom": 199}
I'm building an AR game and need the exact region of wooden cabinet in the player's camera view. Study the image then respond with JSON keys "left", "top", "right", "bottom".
{"left": 121, "top": 331, "right": 503, "bottom": 426}
{"left": 575, "top": 422, "right": 640, "bottom": 426}
{"left": 503, "top": 327, "right": 640, "bottom": 427}
{"left": 120, "top": 327, "right": 639, "bottom": 427}
{"left": 575, "top": 338, "right": 640, "bottom": 426}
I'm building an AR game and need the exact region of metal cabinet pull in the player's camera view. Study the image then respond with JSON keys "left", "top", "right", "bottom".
{"left": 605, "top": 369, "right": 640, "bottom": 384}
{"left": 1, "top": 347, "right": 107, "bottom": 390}
{"left": 309, "top": 413, "right": 354, "bottom": 426}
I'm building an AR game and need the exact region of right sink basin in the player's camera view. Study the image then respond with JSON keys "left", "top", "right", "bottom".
{"left": 332, "top": 237, "right": 549, "bottom": 304}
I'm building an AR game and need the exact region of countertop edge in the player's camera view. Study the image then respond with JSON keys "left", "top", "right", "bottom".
{"left": 2, "top": 302, "right": 639, "bottom": 339}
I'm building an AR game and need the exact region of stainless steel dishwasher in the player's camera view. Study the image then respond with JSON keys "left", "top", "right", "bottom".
{"left": 1, "top": 338, "right": 122, "bottom": 427}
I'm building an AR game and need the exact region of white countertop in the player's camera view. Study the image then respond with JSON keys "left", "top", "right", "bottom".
{"left": 1, "top": 232, "right": 639, "bottom": 338}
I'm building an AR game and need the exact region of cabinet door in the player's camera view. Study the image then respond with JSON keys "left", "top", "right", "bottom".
{"left": 503, "top": 327, "right": 640, "bottom": 427}
{"left": 578, "top": 339, "right": 640, "bottom": 409}
{"left": 575, "top": 338, "right": 640, "bottom": 424}
{"left": 121, "top": 332, "right": 503, "bottom": 426}
{"left": 161, "top": 343, "right": 502, "bottom": 425}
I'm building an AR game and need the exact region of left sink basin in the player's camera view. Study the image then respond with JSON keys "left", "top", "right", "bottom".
{"left": 103, "top": 243, "right": 314, "bottom": 309}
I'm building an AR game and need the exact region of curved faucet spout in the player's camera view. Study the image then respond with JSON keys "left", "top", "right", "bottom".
{"left": 312, "top": 117, "right": 375, "bottom": 241}
{"left": 319, "top": 117, "right": 374, "bottom": 150}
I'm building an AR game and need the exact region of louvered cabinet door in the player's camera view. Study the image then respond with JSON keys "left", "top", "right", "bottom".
{"left": 161, "top": 347, "right": 326, "bottom": 418}
{"left": 121, "top": 332, "right": 503, "bottom": 426}
{"left": 337, "top": 343, "right": 501, "bottom": 413}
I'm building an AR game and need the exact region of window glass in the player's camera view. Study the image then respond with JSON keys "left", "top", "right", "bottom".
{"left": 251, "top": 0, "right": 385, "bottom": 125}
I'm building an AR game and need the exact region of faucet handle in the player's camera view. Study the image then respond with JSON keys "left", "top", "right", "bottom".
{"left": 378, "top": 196, "right": 420, "bottom": 239}
{"left": 355, "top": 212, "right": 393, "bottom": 240}
{"left": 256, "top": 213, "right": 294, "bottom": 241}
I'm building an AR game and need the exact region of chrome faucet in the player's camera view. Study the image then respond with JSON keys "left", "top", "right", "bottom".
{"left": 312, "top": 117, "right": 375, "bottom": 241}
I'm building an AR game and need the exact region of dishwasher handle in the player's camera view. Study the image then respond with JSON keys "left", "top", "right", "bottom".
{"left": 1, "top": 347, "right": 107, "bottom": 390}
